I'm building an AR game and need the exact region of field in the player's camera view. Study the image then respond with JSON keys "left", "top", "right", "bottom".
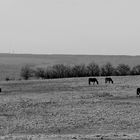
{"left": 0, "top": 76, "right": 140, "bottom": 139}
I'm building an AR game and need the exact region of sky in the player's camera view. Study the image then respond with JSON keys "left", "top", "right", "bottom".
{"left": 0, "top": 0, "right": 140, "bottom": 55}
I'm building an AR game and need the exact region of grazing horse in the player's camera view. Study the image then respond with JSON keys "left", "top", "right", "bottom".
{"left": 137, "top": 88, "right": 140, "bottom": 96}
{"left": 88, "top": 78, "right": 99, "bottom": 85}
{"left": 105, "top": 77, "right": 113, "bottom": 84}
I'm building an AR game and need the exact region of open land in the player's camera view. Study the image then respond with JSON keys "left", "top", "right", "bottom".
{"left": 0, "top": 76, "right": 140, "bottom": 139}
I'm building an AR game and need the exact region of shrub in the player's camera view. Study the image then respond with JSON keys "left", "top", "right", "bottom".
{"left": 34, "top": 68, "right": 46, "bottom": 79}
{"left": 20, "top": 65, "right": 33, "bottom": 80}
{"left": 5, "top": 77, "right": 10, "bottom": 81}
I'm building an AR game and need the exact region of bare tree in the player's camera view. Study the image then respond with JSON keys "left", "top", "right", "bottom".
{"left": 20, "top": 65, "right": 33, "bottom": 80}
{"left": 131, "top": 65, "right": 140, "bottom": 75}
{"left": 87, "top": 62, "right": 100, "bottom": 76}
{"left": 35, "top": 68, "right": 46, "bottom": 79}
{"left": 100, "top": 62, "right": 114, "bottom": 76}
{"left": 52, "top": 64, "right": 69, "bottom": 78}
{"left": 115, "top": 64, "right": 131, "bottom": 76}
{"left": 72, "top": 64, "right": 87, "bottom": 77}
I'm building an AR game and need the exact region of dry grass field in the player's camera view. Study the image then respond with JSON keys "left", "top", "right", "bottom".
{"left": 0, "top": 76, "right": 140, "bottom": 139}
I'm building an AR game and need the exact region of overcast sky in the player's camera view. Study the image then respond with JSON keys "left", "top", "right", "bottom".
{"left": 0, "top": 0, "right": 140, "bottom": 55}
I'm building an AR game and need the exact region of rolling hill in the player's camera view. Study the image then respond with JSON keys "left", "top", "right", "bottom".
{"left": 0, "top": 53, "right": 140, "bottom": 80}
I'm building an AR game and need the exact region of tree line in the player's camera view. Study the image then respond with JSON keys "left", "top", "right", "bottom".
{"left": 20, "top": 62, "right": 140, "bottom": 80}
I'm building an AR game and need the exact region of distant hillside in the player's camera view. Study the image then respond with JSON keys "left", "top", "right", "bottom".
{"left": 0, "top": 53, "right": 140, "bottom": 66}
{"left": 0, "top": 53, "right": 140, "bottom": 80}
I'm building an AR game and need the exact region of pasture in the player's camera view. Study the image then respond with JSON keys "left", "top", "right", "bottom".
{"left": 0, "top": 76, "right": 140, "bottom": 139}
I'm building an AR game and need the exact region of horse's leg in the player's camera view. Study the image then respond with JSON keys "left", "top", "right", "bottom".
{"left": 137, "top": 90, "right": 140, "bottom": 96}
{"left": 138, "top": 91, "right": 140, "bottom": 97}
{"left": 89, "top": 80, "right": 90, "bottom": 85}
{"left": 96, "top": 81, "right": 99, "bottom": 85}
{"left": 137, "top": 91, "right": 140, "bottom": 97}
{"left": 137, "top": 89, "right": 138, "bottom": 96}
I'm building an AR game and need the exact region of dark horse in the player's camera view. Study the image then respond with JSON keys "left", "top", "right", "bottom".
{"left": 137, "top": 88, "right": 140, "bottom": 96}
{"left": 88, "top": 78, "right": 98, "bottom": 85}
{"left": 105, "top": 77, "right": 113, "bottom": 84}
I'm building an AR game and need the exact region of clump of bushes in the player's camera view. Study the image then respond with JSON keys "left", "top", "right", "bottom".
{"left": 20, "top": 64, "right": 34, "bottom": 80}
{"left": 20, "top": 62, "right": 140, "bottom": 80}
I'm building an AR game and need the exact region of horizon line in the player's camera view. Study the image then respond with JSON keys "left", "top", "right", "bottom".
{"left": 0, "top": 52, "right": 139, "bottom": 57}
